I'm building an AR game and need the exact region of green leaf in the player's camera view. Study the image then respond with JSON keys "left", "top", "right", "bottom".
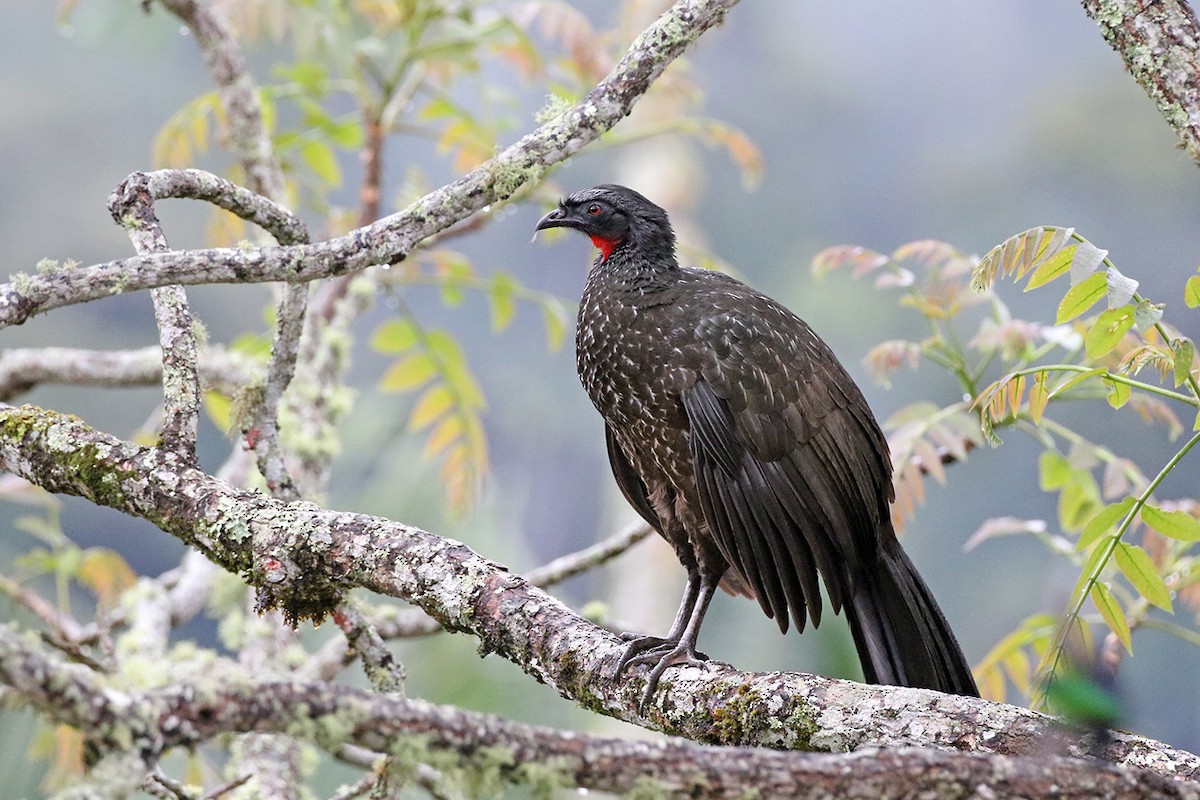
{"left": 1045, "top": 673, "right": 1123, "bottom": 727}
{"left": 488, "top": 272, "right": 517, "bottom": 333}
{"left": 426, "top": 330, "right": 485, "bottom": 408}
{"left": 371, "top": 319, "right": 418, "bottom": 354}
{"left": 1078, "top": 498, "right": 1135, "bottom": 551}
{"left": 1114, "top": 542, "right": 1172, "bottom": 611}
{"left": 1140, "top": 504, "right": 1200, "bottom": 541}
{"left": 275, "top": 61, "right": 327, "bottom": 94}
{"left": 1056, "top": 271, "right": 1107, "bottom": 324}
{"left": 1184, "top": 275, "right": 1200, "bottom": 308}
{"left": 1089, "top": 583, "right": 1132, "bottom": 653}
{"left": 1050, "top": 366, "right": 1105, "bottom": 398}
{"left": 541, "top": 301, "right": 568, "bottom": 351}
{"left": 301, "top": 139, "right": 341, "bottom": 185}
{"left": 380, "top": 353, "right": 436, "bottom": 392}
{"left": 1025, "top": 243, "right": 1077, "bottom": 291}
{"left": 1038, "top": 450, "right": 1072, "bottom": 491}
{"left": 1058, "top": 477, "right": 1100, "bottom": 533}
{"left": 1173, "top": 338, "right": 1195, "bottom": 387}
{"left": 1103, "top": 377, "right": 1130, "bottom": 409}
{"left": 1085, "top": 306, "right": 1135, "bottom": 359}
{"left": 328, "top": 118, "right": 364, "bottom": 149}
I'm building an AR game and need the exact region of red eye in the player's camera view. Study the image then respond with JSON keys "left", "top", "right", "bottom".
{"left": 587, "top": 203, "right": 602, "bottom": 216}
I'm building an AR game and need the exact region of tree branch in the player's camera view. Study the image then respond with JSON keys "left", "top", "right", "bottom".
{"left": 1081, "top": 0, "right": 1200, "bottom": 166}
{"left": 0, "top": 345, "right": 258, "bottom": 401}
{"left": 108, "top": 176, "right": 202, "bottom": 461}
{"left": 0, "top": 402, "right": 1194, "bottom": 782}
{"left": 0, "top": 0, "right": 740, "bottom": 329}
{"left": 3, "top": 626, "right": 1192, "bottom": 800}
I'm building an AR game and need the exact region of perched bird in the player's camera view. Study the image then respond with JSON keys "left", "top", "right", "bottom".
{"left": 536, "top": 184, "right": 978, "bottom": 707}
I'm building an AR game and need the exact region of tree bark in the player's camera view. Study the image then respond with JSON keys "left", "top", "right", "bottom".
{"left": 1081, "top": 0, "right": 1200, "bottom": 165}
{"left": 0, "top": 403, "right": 1195, "bottom": 789}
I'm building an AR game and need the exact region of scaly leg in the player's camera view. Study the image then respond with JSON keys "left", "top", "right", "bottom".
{"left": 616, "top": 572, "right": 718, "bottom": 711}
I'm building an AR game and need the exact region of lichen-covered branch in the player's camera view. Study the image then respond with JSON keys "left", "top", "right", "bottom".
{"left": 2, "top": 626, "right": 1192, "bottom": 800}
{"left": 1081, "top": 0, "right": 1200, "bottom": 165}
{"left": 300, "top": 520, "right": 654, "bottom": 682}
{"left": 108, "top": 176, "right": 202, "bottom": 461}
{"left": 0, "top": 0, "right": 740, "bottom": 329}
{"left": 160, "top": 679, "right": 1199, "bottom": 800}
{"left": 0, "top": 345, "right": 258, "bottom": 401}
{"left": 105, "top": 167, "right": 310, "bottom": 500}
{"left": 155, "top": 0, "right": 284, "bottom": 201}
{"left": 149, "top": 0, "right": 306, "bottom": 497}
{"left": 0, "top": 402, "right": 1195, "bottom": 783}
{"left": 109, "top": 169, "right": 308, "bottom": 246}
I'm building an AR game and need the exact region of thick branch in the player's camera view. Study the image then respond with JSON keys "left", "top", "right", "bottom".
{"left": 157, "top": 679, "right": 1196, "bottom": 800}
{"left": 0, "top": 403, "right": 1194, "bottom": 781}
{"left": 0, "top": 0, "right": 740, "bottom": 328}
{"left": 1081, "top": 0, "right": 1200, "bottom": 165}
{"left": 2, "top": 627, "right": 1192, "bottom": 800}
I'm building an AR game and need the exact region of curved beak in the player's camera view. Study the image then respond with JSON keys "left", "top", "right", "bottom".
{"left": 535, "top": 205, "right": 575, "bottom": 233}
{"left": 537, "top": 206, "right": 568, "bottom": 231}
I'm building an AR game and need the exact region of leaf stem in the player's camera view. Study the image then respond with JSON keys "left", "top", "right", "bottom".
{"left": 1038, "top": 427, "right": 1200, "bottom": 693}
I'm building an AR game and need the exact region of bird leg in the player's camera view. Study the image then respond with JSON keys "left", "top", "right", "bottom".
{"left": 615, "top": 574, "right": 719, "bottom": 710}
{"left": 615, "top": 573, "right": 700, "bottom": 675}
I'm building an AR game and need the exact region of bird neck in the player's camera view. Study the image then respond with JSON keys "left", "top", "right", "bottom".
{"left": 590, "top": 243, "right": 679, "bottom": 297}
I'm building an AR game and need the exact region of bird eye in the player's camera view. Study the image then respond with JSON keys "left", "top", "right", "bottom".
{"left": 587, "top": 203, "right": 602, "bottom": 216}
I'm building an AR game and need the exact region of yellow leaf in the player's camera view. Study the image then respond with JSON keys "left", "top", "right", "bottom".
{"left": 409, "top": 385, "right": 453, "bottom": 430}
{"left": 78, "top": 547, "right": 137, "bottom": 607}
{"left": 1028, "top": 371, "right": 1049, "bottom": 423}
{"left": 380, "top": 353, "right": 436, "bottom": 393}
{"left": 1184, "top": 274, "right": 1200, "bottom": 308}
{"left": 1003, "top": 648, "right": 1032, "bottom": 695}
{"left": 203, "top": 390, "right": 233, "bottom": 433}
{"left": 423, "top": 415, "right": 463, "bottom": 458}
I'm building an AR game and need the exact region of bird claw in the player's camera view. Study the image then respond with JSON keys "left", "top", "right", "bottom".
{"left": 616, "top": 635, "right": 708, "bottom": 674}
{"left": 614, "top": 634, "right": 709, "bottom": 713}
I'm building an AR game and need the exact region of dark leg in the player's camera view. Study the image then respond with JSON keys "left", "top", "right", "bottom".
{"left": 617, "top": 573, "right": 719, "bottom": 711}
{"left": 615, "top": 571, "right": 701, "bottom": 676}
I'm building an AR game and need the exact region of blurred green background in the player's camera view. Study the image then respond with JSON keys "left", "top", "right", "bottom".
{"left": 1, "top": 1, "right": 1198, "bottom": 795}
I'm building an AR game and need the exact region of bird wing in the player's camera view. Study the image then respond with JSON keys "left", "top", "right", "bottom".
{"left": 605, "top": 423, "right": 663, "bottom": 532}
{"left": 681, "top": 293, "right": 894, "bottom": 634}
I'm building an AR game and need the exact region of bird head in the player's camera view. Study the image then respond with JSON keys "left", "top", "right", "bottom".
{"left": 535, "top": 184, "right": 676, "bottom": 264}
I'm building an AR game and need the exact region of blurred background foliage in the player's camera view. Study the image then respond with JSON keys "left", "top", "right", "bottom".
{"left": 2, "top": 0, "right": 1200, "bottom": 794}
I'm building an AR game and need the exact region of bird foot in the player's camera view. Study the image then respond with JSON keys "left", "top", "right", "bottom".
{"left": 615, "top": 633, "right": 708, "bottom": 677}
{"left": 615, "top": 634, "right": 709, "bottom": 713}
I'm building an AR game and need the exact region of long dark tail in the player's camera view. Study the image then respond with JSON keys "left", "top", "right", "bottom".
{"left": 843, "top": 545, "right": 978, "bottom": 697}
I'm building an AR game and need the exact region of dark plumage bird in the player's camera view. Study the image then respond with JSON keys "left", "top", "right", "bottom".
{"left": 536, "top": 184, "right": 978, "bottom": 707}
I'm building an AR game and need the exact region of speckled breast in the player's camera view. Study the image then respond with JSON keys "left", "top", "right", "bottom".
{"left": 575, "top": 272, "right": 696, "bottom": 495}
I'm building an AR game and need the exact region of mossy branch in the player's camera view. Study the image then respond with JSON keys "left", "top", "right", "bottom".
{"left": 0, "top": 402, "right": 1196, "bottom": 786}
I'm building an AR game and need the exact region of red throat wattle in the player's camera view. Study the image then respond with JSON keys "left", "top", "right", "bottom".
{"left": 589, "top": 235, "right": 618, "bottom": 261}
